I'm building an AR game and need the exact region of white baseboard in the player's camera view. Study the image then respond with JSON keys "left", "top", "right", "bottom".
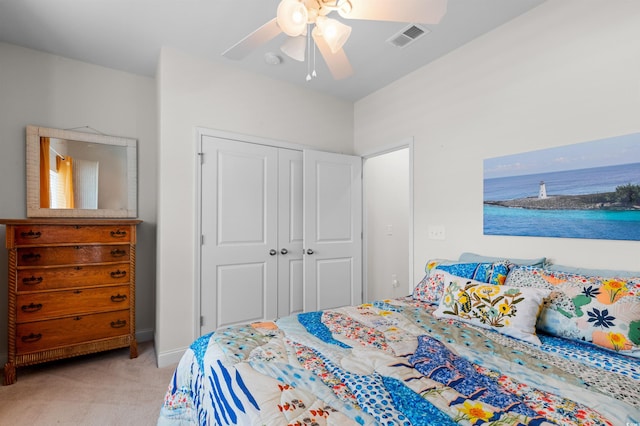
{"left": 141, "top": 328, "right": 186, "bottom": 368}
{"left": 156, "top": 346, "right": 187, "bottom": 368}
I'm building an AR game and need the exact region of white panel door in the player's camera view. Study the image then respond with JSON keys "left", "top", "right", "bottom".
{"left": 277, "top": 149, "right": 304, "bottom": 317}
{"left": 200, "top": 136, "right": 278, "bottom": 334}
{"left": 303, "top": 150, "right": 362, "bottom": 311}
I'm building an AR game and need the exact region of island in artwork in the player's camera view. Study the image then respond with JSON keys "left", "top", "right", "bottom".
{"left": 483, "top": 180, "right": 640, "bottom": 240}
{"left": 484, "top": 182, "right": 640, "bottom": 211}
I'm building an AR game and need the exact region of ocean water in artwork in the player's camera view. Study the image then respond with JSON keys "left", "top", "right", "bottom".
{"left": 484, "top": 162, "right": 640, "bottom": 240}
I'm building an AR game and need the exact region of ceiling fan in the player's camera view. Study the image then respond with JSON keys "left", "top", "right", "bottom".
{"left": 222, "top": 0, "right": 448, "bottom": 81}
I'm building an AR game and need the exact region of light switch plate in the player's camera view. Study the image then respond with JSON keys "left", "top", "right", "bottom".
{"left": 427, "top": 225, "right": 446, "bottom": 240}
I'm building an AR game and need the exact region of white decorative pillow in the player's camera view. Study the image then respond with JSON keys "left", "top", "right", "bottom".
{"left": 433, "top": 273, "right": 550, "bottom": 345}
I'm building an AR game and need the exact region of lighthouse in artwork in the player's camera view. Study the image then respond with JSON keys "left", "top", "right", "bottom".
{"left": 538, "top": 181, "right": 548, "bottom": 199}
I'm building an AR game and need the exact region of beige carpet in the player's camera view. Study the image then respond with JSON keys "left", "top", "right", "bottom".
{"left": 0, "top": 341, "right": 177, "bottom": 426}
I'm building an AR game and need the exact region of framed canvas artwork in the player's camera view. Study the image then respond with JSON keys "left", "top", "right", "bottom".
{"left": 483, "top": 132, "right": 640, "bottom": 241}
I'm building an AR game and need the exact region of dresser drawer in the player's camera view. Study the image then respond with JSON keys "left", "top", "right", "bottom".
{"left": 17, "top": 245, "right": 130, "bottom": 267}
{"left": 16, "top": 286, "right": 130, "bottom": 323}
{"left": 17, "top": 264, "right": 130, "bottom": 292}
{"left": 16, "top": 310, "right": 131, "bottom": 354}
{"left": 14, "top": 225, "right": 132, "bottom": 245}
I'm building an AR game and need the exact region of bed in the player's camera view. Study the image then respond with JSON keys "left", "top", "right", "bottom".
{"left": 158, "top": 255, "right": 640, "bottom": 425}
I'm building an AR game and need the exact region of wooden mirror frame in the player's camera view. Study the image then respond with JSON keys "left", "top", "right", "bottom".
{"left": 26, "top": 125, "right": 138, "bottom": 218}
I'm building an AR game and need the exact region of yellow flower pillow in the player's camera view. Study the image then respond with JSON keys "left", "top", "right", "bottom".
{"left": 433, "top": 272, "right": 550, "bottom": 345}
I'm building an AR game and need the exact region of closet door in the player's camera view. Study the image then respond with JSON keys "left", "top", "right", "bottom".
{"left": 198, "top": 135, "right": 363, "bottom": 334}
{"left": 200, "top": 137, "right": 278, "bottom": 334}
{"left": 277, "top": 149, "right": 304, "bottom": 317}
{"left": 303, "top": 150, "right": 362, "bottom": 311}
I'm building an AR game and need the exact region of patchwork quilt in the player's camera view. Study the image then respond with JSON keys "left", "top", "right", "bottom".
{"left": 158, "top": 298, "right": 640, "bottom": 425}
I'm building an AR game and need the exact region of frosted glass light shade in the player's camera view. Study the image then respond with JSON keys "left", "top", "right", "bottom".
{"left": 315, "top": 16, "right": 351, "bottom": 53}
{"left": 277, "top": 0, "right": 308, "bottom": 37}
{"left": 280, "top": 36, "right": 306, "bottom": 62}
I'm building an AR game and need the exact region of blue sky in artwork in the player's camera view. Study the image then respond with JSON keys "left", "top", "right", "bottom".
{"left": 484, "top": 132, "right": 640, "bottom": 179}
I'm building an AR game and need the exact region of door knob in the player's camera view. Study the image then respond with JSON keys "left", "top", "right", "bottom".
{"left": 306, "top": 249, "right": 314, "bottom": 255}
{"left": 269, "top": 249, "right": 277, "bottom": 256}
{"left": 280, "top": 248, "right": 288, "bottom": 255}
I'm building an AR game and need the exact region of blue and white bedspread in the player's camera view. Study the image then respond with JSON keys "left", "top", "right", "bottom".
{"left": 158, "top": 298, "right": 640, "bottom": 425}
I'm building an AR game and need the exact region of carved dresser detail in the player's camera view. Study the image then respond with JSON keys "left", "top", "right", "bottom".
{"left": 0, "top": 219, "right": 141, "bottom": 385}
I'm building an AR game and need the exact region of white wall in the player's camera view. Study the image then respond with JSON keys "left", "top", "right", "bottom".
{"left": 0, "top": 43, "right": 158, "bottom": 365}
{"left": 364, "top": 148, "right": 410, "bottom": 301}
{"left": 155, "top": 47, "right": 354, "bottom": 366}
{"left": 354, "top": 1, "right": 640, "bottom": 284}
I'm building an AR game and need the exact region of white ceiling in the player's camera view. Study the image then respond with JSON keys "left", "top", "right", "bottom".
{"left": 0, "top": 0, "right": 545, "bottom": 102}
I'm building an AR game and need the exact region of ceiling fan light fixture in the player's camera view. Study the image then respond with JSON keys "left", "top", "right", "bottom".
{"left": 280, "top": 35, "right": 306, "bottom": 62}
{"left": 277, "top": 0, "right": 309, "bottom": 37}
{"left": 315, "top": 16, "right": 351, "bottom": 53}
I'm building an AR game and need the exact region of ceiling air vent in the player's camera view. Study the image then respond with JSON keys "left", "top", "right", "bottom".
{"left": 387, "top": 24, "right": 430, "bottom": 48}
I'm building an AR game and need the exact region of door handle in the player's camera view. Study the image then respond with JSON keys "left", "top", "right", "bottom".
{"left": 306, "top": 249, "right": 314, "bottom": 255}
{"left": 280, "top": 248, "right": 288, "bottom": 255}
{"left": 269, "top": 249, "right": 277, "bottom": 256}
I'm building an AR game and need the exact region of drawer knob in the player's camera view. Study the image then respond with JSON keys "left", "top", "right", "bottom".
{"left": 20, "top": 230, "right": 42, "bottom": 239}
{"left": 21, "top": 303, "right": 43, "bottom": 313}
{"left": 111, "top": 294, "right": 127, "bottom": 303}
{"left": 22, "top": 276, "right": 43, "bottom": 285}
{"left": 21, "top": 333, "right": 42, "bottom": 343}
{"left": 110, "top": 270, "right": 127, "bottom": 279}
{"left": 21, "top": 253, "right": 41, "bottom": 262}
{"left": 110, "top": 248, "right": 127, "bottom": 257}
{"left": 110, "top": 319, "right": 127, "bottom": 328}
{"left": 110, "top": 229, "right": 127, "bottom": 238}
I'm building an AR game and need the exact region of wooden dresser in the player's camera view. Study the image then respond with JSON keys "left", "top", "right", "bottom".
{"left": 1, "top": 219, "right": 141, "bottom": 385}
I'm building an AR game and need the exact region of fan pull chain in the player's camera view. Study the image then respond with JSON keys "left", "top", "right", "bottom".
{"left": 312, "top": 35, "right": 317, "bottom": 78}
{"left": 306, "top": 25, "right": 312, "bottom": 81}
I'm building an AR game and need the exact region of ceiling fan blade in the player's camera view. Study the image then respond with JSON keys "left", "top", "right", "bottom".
{"left": 222, "top": 18, "right": 282, "bottom": 60}
{"left": 312, "top": 30, "right": 353, "bottom": 80}
{"left": 338, "top": 0, "right": 448, "bottom": 24}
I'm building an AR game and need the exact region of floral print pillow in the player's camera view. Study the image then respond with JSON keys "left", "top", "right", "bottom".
{"left": 413, "top": 271, "right": 448, "bottom": 304}
{"left": 433, "top": 272, "right": 550, "bottom": 345}
{"left": 435, "top": 261, "right": 510, "bottom": 285}
{"left": 425, "top": 259, "right": 510, "bottom": 285}
{"left": 505, "top": 266, "right": 640, "bottom": 358}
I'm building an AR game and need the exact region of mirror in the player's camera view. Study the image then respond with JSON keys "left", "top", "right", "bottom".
{"left": 26, "top": 125, "right": 137, "bottom": 218}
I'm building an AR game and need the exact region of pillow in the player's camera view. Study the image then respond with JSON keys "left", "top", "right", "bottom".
{"left": 415, "top": 261, "right": 511, "bottom": 304}
{"left": 414, "top": 260, "right": 459, "bottom": 304}
{"left": 459, "top": 252, "right": 546, "bottom": 267}
{"left": 424, "top": 258, "right": 459, "bottom": 273}
{"left": 545, "top": 263, "right": 640, "bottom": 279}
{"left": 433, "top": 272, "right": 550, "bottom": 345}
{"left": 505, "top": 266, "right": 640, "bottom": 358}
{"left": 424, "top": 259, "right": 510, "bottom": 285}
{"left": 413, "top": 271, "right": 448, "bottom": 304}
